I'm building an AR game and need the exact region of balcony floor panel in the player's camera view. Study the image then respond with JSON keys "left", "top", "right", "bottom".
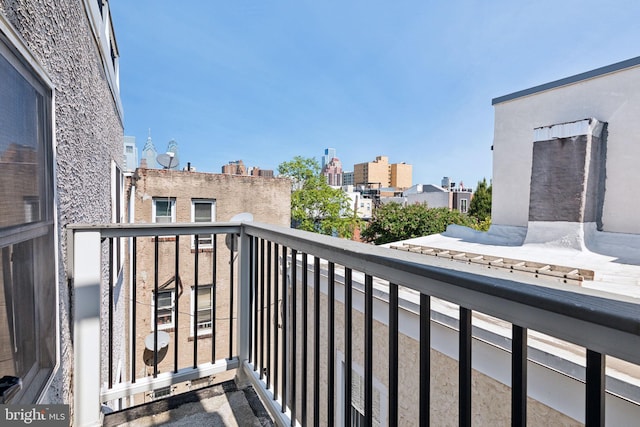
{"left": 103, "top": 380, "right": 273, "bottom": 427}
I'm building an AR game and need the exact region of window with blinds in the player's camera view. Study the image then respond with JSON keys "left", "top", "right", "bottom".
{"left": 350, "top": 369, "right": 381, "bottom": 427}
{"left": 191, "top": 286, "right": 213, "bottom": 335}
{"left": 152, "top": 290, "right": 174, "bottom": 330}
{"left": 191, "top": 199, "right": 215, "bottom": 247}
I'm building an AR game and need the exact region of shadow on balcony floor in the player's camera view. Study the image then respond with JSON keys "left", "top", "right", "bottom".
{"left": 103, "top": 380, "right": 273, "bottom": 427}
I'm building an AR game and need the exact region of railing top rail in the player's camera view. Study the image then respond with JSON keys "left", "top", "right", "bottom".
{"left": 242, "top": 222, "right": 640, "bottom": 365}
{"left": 67, "top": 221, "right": 243, "bottom": 238}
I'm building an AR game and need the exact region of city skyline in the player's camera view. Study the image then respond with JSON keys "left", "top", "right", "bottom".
{"left": 111, "top": 1, "right": 640, "bottom": 186}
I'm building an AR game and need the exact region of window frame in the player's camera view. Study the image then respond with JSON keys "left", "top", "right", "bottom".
{"left": 111, "top": 161, "right": 124, "bottom": 279}
{"left": 190, "top": 285, "right": 213, "bottom": 336}
{"left": 460, "top": 197, "right": 468, "bottom": 214}
{"left": 0, "top": 17, "right": 59, "bottom": 405}
{"left": 151, "top": 289, "right": 175, "bottom": 331}
{"left": 191, "top": 199, "right": 215, "bottom": 248}
{"left": 152, "top": 197, "right": 176, "bottom": 224}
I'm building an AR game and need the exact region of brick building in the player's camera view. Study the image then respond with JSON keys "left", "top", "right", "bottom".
{"left": 127, "top": 168, "right": 290, "bottom": 401}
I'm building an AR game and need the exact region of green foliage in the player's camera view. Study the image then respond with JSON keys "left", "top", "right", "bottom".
{"left": 278, "top": 156, "right": 361, "bottom": 238}
{"left": 361, "top": 202, "right": 477, "bottom": 245}
{"left": 468, "top": 178, "right": 492, "bottom": 222}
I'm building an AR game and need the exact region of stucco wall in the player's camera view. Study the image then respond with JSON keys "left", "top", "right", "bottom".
{"left": 492, "top": 64, "right": 640, "bottom": 232}
{"left": 0, "top": 0, "right": 125, "bottom": 406}
{"left": 291, "top": 263, "right": 584, "bottom": 426}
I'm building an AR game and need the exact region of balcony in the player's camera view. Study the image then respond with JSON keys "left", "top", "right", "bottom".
{"left": 67, "top": 222, "right": 640, "bottom": 426}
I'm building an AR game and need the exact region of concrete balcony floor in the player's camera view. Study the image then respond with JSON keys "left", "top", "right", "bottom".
{"left": 103, "top": 380, "right": 273, "bottom": 427}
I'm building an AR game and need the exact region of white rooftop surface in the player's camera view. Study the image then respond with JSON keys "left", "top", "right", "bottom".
{"left": 391, "top": 223, "right": 640, "bottom": 300}
{"left": 376, "top": 223, "right": 640, "bottom": 405}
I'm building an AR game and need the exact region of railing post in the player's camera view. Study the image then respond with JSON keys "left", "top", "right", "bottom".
{"left": 72, "top": 230, "right": 103, "bottom": 427}
{"left": 236, "top": 226, "right": 252, "bottom": 383}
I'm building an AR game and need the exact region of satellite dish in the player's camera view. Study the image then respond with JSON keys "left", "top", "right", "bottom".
{"left": 144, "top": 331, "right": 170, "bottom": 351}
{"left": 230, "top": 212, "right": 254, "bottom": 222}
{"left": 157, "top": 152, "right": 177, "bottom": 169}
{"left": 226, "top": 212, "right": 254, "bottom": 250}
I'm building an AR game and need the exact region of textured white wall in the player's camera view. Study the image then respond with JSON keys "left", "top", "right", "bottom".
{"left": 492, "top": 64, "right": 640, "bottom": 232}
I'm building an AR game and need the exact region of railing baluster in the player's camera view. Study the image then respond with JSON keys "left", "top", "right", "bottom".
{"left": 364, "top": 274, "right": 373, "bottom": 427}
{"left": 344, "top": 268, "right": 353, "bottom": 427}
{"left": 389, "top": 282, "right": 399, "bottom": 426}
{"left": 586, "top": 349, "right": 605, "bottom": 427}
{"left": 212, "top": 235, "right": 217, "bottom": 362}
{"left": 153, "top": 235, "right": 159, "bottom": 378}
{"left": 274, "top": 243, "right": 279, "bottom": 399}
{"left": 132, "top": 237, "right": 137, "bottom": 384}
{"left": 328, "top": 262, "right": 335, "bottom": 425}
{"left": 229, "top": 234, "right": 234, "bottom": 359}
{"left": 290, "top": 249, "right": 297, "bottom": 426}
{"left": 260, "top": 239, "right": 265, "bottom": 380}
{"left": 460, "top": 307, "right": 472, "bottom": 427}
{"left": 313, "top": 256, "right": 321, "bottom": 427}
{"left": 174, "top": 235, "right": 180, "bottom": 373}
{"left": 281, "top": 246, "right": 288, "bottom": 413}
{"left": 108, "top": 237, "right": 114, "bottom": 389}
{"left": 248, "top": 236, "right": 254, "bottom": 365}
{"left": 512, "top": 325, "right": 527, "bottom": 427}
{"left": 302, "top": 252, "right": 308, "bottom": 426}
{"left": 253, "top": 237, "right": 259, "bottom": 370}
{"left": 420, "top": 293, "right": 430, "bottom": 427}
{"left": 194, "top": 238, "right": 199, "bottom": 368}
{"left": 267, "top": 242, "right": 272, "bottom": 389}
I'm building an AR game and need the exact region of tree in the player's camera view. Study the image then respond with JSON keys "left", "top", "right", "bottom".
{"left": 278, "top": 156, "right": 361, "bottom": 238}
{"left": 468, "top": 178, "right": 492, "bottom": 222}
{"left": 361, "top": 202, "right": 477, "bottom": 245}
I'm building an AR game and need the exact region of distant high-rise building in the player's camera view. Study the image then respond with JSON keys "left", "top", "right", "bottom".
{"left": 322, "top": 148, "right": 336, "bottom": 170}
{"left": 390, "top": 162, "right": 412, "bottom": 190}
{"left": 222, "top": 160, "right": 247, "bottom": 175}
{"left": 354, "top": 155, "right": 389, "bottom": 188}
{"left": 342, "top": 171, "right": 354, "bottom": 186}
{"left": 141, "top": 130, "right": 159, "bottom": 169}
{"left": 322, "top": 157, "right": 343, "bottom": 186}
{"left": 165, "top": 139, "right": 180, "bottom": 170}
{"left": 123, "top": 136, "right": 138, "bottom": 172}
{"left": 353, "top": 155, "right": 412, "bottom": 189}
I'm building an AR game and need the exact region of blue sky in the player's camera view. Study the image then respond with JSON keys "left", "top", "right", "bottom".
{"left": 111, "top": 1, "right": 640, "bottom": 187}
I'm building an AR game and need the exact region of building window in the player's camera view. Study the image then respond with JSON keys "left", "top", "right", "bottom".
{"left": 152, "top": 198, "right": 175, "bottom": 223}
{"left": 191, "top": 286, "right": 213, "bottom": 335}
{"left": 350, "top": 368, "right": 381, "bottom": 427}
{"left": 191, "top": 199, "right": 215, "bottom": 247}
{"left": 460, "top": 198, "right": 468, "bottom": 213}
{"left": 0, "top": 28, "right": 56, "bottom": 403}
{"left": 112, "top": 162, "right": 124, "bottom": 278}
{"left": 152, "top": 290, "right": 175, "bottom": 330}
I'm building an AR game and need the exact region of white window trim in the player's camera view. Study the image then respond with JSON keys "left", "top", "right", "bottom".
{"left": 152, "top": 197, "right": 176, "bottom": 223}
{"left": 151, "top": 289, "right": 175, "bottom": 331}
{"left": 111, "top": 161, "right": 124, "bottom": 279}
{"left": 191, "top": 199, "right": 216, "bottom": 248}
{"left": 337, "top": 352, "right": 388, "bottom": 427}
{"left": 190, "top": 285, "right": 213, "bottom": 336}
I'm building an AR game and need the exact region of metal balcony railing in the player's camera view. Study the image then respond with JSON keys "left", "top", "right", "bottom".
{"left": 67, "top": 222, "right": 640, "bottom": 426}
